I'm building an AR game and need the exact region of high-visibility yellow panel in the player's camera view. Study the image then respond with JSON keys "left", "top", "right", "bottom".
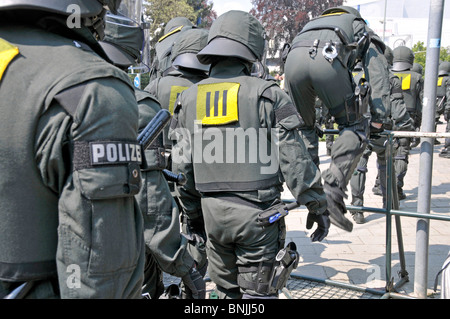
{"left": 197, "top": 82, "right": 240, "bottom": 125}
{"left": 0, "top": 38, "right": 19, "bottom": 81}
{"left": 169, "top": 86, "right": 188, "bottom": 114}
{"left": 394, "top": 73, "right": 411, "bottom": 90}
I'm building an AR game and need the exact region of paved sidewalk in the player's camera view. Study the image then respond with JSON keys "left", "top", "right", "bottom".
{"left": 281, "top": 122, "right": 450, "bottom": 298}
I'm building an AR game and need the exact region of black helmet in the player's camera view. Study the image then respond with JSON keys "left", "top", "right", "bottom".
{"left": 99, "top": 12, "right": 144, "bottom": 69}
{"left": 164, "top": 17, "right": 194, "bottom": 35}
{"left": 0, "top": 0, "right": 121, "bottom": 17}
{"left": 322, "top": 6, "right": 363, "bottom": 20}
{"left": 438, "top": 61, "right": 450, "bottom": 76}
{"left": 197, "top": 10, "right": 266, "bottom": 65}
{"left": 171, "top": 28, "right": 210, "bottom": 73}
{"left": 392, "top": 46, "right": 414, "bottom": 71}
{"left": 384, "top": 46, "right": 394, "bottom": 67}
{"left": 412, "top": 63, "right": 423, "bottom": 75}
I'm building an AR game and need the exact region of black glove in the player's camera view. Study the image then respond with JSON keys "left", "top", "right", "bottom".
{"left": 181, "top": 265, "right": 206, "bottom": 299}
{"left": 306, "top": 211, "right": 330, "bottom": 242}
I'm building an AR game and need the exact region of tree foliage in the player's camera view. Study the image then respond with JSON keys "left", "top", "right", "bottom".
{"left": 249, "top": 0, "right": 343, "bottom": 58}
{"left": 143, "top": 0, "right": 216, "bottom": 61}
{"left": 187, "top": 0, "right": 217, "bottom": 27}
{"left": 412, "top": 41, "right": 450, "bottom": 74}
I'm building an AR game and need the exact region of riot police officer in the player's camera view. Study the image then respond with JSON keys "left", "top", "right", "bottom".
{"left": 149, "top": 16, "right": 195, "bottom": 82}
{"left": 412, "top": 63, "right": 424, "bottom": 76}
{"left": 391, "top": 46, "right": 424, "bottom": 199}
{"left": 410, "top": 62, "right": 424, "bottom": 148}
{"left": 283, "top": 6, "right": 390, "bottom": 232}
{"left": 169, "top": 10, "right": 330, "bottom": 299}
{"left": 145, "top": 28, "right": 210, "bottom": 297}
{"left": 350, "top": 46, "right": 414, "bottom": 223}
{"left": 437, "top": 62, "right": 450, "bottom": 157}
{"left": 0, "top": 0, "right": 145, "bottom": 298}
{"left": 99, "top": 12, "right": 206, "bottom": 299}
{"left": 145, "top": 28, "right": 210, "bottom": 153}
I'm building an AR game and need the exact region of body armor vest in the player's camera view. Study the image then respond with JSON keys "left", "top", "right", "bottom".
{"left": 296, "top": 13, "right": 363, "bottom": 69}
{"left": 300, "top": 13, "right": 358, "bottom": 44}
{"left": 0, "top": 25, "right": 133, "bottom": 281}
{"left": 151, "top": 71, "right": 207, "bottom": 148}
{"left": 393, "top": 70, "right": 421, "bottom": 113}
{"left": 437, "top": 75, "right": 449, "bottom": 98}
{"left": 178, "top": 76, "right": 282, "bottom": 192}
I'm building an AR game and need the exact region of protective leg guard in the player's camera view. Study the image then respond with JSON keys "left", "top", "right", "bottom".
{"left": 323, "top": 183, "right": 353, "bottom": 232}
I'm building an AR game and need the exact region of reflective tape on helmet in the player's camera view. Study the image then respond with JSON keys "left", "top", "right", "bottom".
{"left": 158, "top": 26, "right": 183, "bottom": 43}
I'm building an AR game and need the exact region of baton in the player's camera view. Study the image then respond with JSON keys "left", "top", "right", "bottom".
{"left": 137, "top": 109, "right": 171, "bottom": 151}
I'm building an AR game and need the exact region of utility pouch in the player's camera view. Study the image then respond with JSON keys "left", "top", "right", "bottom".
{"left": 345, "top": 78, "right": 371, "bottom": 124}
{"left": 355, "top": 78, "right": 371, "bottom": 118}
{"left": 268, "top": 242, "right": 299, "bottom": 294}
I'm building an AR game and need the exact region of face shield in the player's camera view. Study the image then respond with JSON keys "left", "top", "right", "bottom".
{"left": 101, "top": 13, "right": 144, "bottom": 66}
{"left": 114, "top": 0, "right": 150, "bottom": 74}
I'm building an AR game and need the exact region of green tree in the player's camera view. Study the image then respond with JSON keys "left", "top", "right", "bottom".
{"left": 187, "top": 0, "right": 217, "bottom": 27}
{"left": 412, "top": 41, "right": 450, "bottom": 74}
{"left": 143, "top": 0, "right": 195, "bottom": 43}
{"left": 143, "top": 0, "right": 215, "bottom": 63}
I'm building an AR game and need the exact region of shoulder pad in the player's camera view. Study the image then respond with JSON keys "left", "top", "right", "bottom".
{"left": 54, "top": 83, "right": 87, "bottom": 117}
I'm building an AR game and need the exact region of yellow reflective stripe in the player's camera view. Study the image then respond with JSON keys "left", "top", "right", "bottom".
{"left": 352, "top": 72, "right": 365, "bottom": 79}
{"left": 169, "top": 85, "right": 188, "bottom": 114}
{"left": 321, "top": 12, "right": 346, "bottom": 17}
{"left": 394, "top": 73, "right": 411, "bottom": 90}
{"left": 197, "top": 82, "right": 240, "bottom": 125}
{"left": 438, "top": 76, "right": 444, "bottom": 87}
{"left": 0, "top": 38, "right": 19, "bottom": 81}
{"left": 158, "top": 26, "right": 183, "bottom": 43}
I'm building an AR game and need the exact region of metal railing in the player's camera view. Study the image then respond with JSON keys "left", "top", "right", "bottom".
{"left": 285, "top": 129, "right": 450, "bottom": 299}
{"left": 349, "top": 130, "right": 450, "bottom": 297}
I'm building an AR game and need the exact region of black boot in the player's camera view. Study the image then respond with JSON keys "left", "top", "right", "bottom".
{"left": 439, "top": 148, "right": 450, "bottom": 158}
{"left": 397, "top": 188, "right": 406, "bottom": 200}
{"left": 351, "top": 212, "right": 365, "bottom": 224}
{"left": 410, "top": 138, "right": 420, "bottom": 148}
{"left": 372, "top": 186, "right": 382, "bottom": 196}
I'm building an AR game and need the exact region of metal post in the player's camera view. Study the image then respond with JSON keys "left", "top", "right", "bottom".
{"left": 382, "top": 0, "right": 387, "bottom": 42}
{"left": 385, "top": 133, "right": 394, "bottom": 291}
{"left": 414, "top": 0, "right": 445, "bottom": 299}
